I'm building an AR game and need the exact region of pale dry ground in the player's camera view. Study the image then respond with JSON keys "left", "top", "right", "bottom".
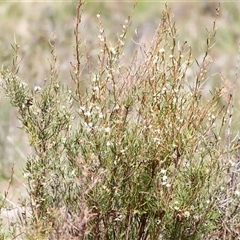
{"left": 0, "top": 179, "right": 29, "bottom": 232}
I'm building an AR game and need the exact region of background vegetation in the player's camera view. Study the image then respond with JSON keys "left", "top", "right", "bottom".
{"left": 0, "top": 1, "right": 240, "bottom": 239}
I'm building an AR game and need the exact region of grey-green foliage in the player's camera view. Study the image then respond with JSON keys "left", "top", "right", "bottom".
{"left": 2, "top": 68, "right": 75, "bottom": 214}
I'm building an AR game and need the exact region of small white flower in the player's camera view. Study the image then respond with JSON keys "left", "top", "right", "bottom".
{"left": 162, "top": 175, "right": 168, "bottom": 181}
{"left": 160, "top": 169, "right": 167, "bottom": 174}
{"left": 154, "top": 129, "right": 160, "bottom": 134}
{"left": 105, "top": 127, "right": 111, "bottom": 134}
{"left": 97, "top": 13, "right": 100, "bottom": 18}
{"left": 153, "top": 137, "right": 160, "bottom": 143}
{"left": 20, "top": 81, "right": 27, "bottom": 88}
{"left": 169, "top": 54, "right": 174, "bottom": 59}
{"left": 92, "top": 74, "right": 98, "bottom": 82}
{"left": 183, "top": 211, "right": 190, "bottom": 218}
{"left": 120, "top": 148, "right": 127, "bottom": 154}
{"left": 114, "top": 104, "right": 120, "bottom": 110}
{"left": 84, "top": 111, "right": 91, "bottom": 117}
{"left": 23, "top": 172, "right": 31, "bottom": 178}
{"left": 235, "top": 190, "right": 240, "bottom": 196}
{"left": 80, "top": 106, "right": 85, "bottom": 111}
{"left": 34, "top": 86, "right": 41, "bottom": 93}
{"left": 71, "top": 170, "right": 76, "bottom": 176}
{"left": 159, "top": 48, "right": 165, "bottom": 53}
{"left": 98, "top": 35, "right": 104, "bottom": 42}
{"left": 161, "top": 87, "right": 167, "bottom": 94}
{"left": 93, "top": 86, "right": 99, "bottom": 92}
{"left": 110, "top": 47, "right": 116, "bottom": 55}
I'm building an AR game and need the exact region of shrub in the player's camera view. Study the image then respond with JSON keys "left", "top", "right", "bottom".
{"left": 1, "top": 2, "right": 240, "bottom": 239}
